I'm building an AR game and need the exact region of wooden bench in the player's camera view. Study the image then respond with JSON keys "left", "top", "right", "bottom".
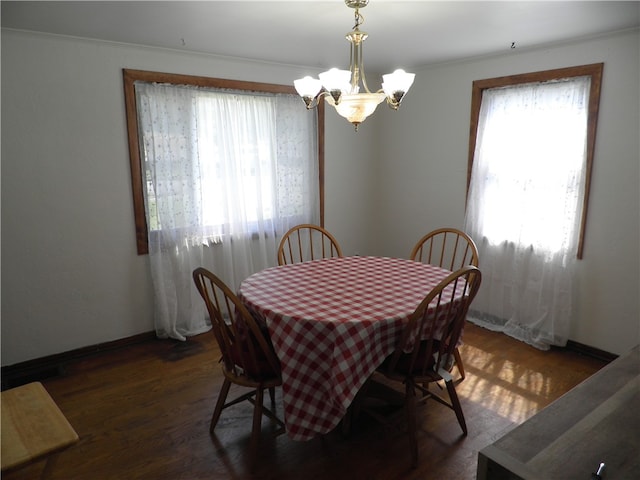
{"left": 477, "top": 345, "right": 639, "bottom": 479}
{"left": 1, "top": 382, "right": 79, "bottom": 478}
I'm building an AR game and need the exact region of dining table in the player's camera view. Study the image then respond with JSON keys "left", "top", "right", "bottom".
{"left": 237, "top": 255, "right": 455, "bottom": 441}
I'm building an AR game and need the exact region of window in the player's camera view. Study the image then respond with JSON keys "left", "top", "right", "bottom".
{"left": 467, "top": 64, "right": 603, "bottom": 259}
{"left": 464, "top": 63, "right": 603, "bottom": 349}
{"left": 123, "top": 69, "right": 325, "bottom": 254}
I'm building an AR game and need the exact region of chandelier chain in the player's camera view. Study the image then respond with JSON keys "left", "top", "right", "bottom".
{"left": 353, "top": 9, "right": 364, "bottom": 30}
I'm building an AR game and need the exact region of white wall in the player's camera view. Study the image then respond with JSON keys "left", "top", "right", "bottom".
{"left": 0, "top": 30, "right": 376, "bottom": 365}
{"left": 323, "top": 102, "right": 381, "bottom": 257}
{"left": 375, "top": 29, "right": 640, "bottom": 355}
{"left": 2, "top": 28, "right": 638, "bottom": 365}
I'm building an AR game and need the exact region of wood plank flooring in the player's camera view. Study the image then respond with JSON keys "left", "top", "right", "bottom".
{"left": 2, "top": 324, "right": 607, "bottom": 480}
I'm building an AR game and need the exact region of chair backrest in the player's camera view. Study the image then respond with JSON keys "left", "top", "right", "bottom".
{"left": 410, "top": 227, "right": 479, "bottom": 270}
{"left": 192, "top": 267, "right": 281, "bottom": 379}
{"left": 277, "top": 224, "right": 343, "bottom": 266}
{"left": 384, "top": 265, "right": 482, "bottom": 378}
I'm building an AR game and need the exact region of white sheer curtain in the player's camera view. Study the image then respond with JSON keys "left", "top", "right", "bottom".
{"left": 136, "top": 82, "right": 318, "bottom": 340}
{"left": 464, "top": 77, "right": 591, "bottom": 350}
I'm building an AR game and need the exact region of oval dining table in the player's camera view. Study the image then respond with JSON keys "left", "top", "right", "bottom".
{"left": 237, "top": 255, "right": 454, "bottom": 441}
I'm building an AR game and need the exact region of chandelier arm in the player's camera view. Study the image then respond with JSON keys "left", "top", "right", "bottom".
{"left": 347, "top": 26, "right": 372, "bottom": 94}
{"left": 359, "top": 62, "right": 373, "bottom": 94}
{"left": 300, "top": 90, "right": 337, "bottom": 110}
{"left": 313, "top": 90, "right": 343, "bottom": 108}
{"left": 386, "top": 97, "right": 400, "bottom": 110}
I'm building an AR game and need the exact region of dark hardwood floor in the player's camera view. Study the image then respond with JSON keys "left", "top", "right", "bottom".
{"left": 3, "top": 324, "right": 607, "bottom": 480}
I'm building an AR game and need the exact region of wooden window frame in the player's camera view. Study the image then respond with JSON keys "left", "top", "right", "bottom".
{"left": 122, "top": 68, "right": 325, "bottom": 255}
{"left": 467, "top": 63, "right": 603, "bottom": 259}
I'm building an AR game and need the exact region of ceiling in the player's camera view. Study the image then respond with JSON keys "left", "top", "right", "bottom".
{"left": 2, "top": 1, "right": 639, "bottom": 72}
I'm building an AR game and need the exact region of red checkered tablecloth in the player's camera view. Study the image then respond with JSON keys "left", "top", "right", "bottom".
{"left": 238, "top": 255, "right": 452, "bottom": 441}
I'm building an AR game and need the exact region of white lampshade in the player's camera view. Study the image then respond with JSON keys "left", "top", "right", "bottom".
{"left": 382, "top": 69, "right": 416, "bottom": 96}
{"left": 319, "top": 68, "right": 352, "bottom": 93}
{"left": 294, "top": 76, "right": 323, "bottom": 98}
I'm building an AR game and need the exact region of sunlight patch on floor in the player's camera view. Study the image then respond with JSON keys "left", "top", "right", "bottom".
{"left": 456, "top": 344, "right": 553, "bottom": 423}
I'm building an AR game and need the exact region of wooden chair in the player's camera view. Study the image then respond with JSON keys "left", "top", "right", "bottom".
{"left": 410, "top": 227, "right": 479, "bottom": 271}
{"left": 409, "top": 227, "right": 479, "bottom": 380}
{"left": 277, "top": 224, "right": 343, "bottom": 266}
{"left": 192, "top": 267, "right": 284, "bottom": 469}
{"left": 375, "top": 265, "right": 482, "bottom": 468}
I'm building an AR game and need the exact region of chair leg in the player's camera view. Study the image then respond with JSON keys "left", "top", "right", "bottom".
{"left": 454, "top": 347, "right": 466, "bottom": 381}
{"left": 445, "top": 379, "right": 467, "bottom": 435}
{"left": 249, "top": 387, "right": 265, "bottom": 471}
{"left": 269, "top": 386, "right": 276, "bottom": 406}
{"left": 405, "top": 379, "right": 418, "bottom": 468}
{"left": 210, "top": 378, "right": 232, "bottom": 433}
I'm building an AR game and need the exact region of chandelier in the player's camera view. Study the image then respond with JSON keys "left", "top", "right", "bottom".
{"left": 294, "top": 0, "right": 415, "bottom": 131}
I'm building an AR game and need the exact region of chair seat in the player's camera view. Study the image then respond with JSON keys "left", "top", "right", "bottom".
{"left": 232, "top": 314, "right": 280, "bottom": 378}
{"left": 228, "top": 351, "right": 280, "bottom": 379}
{"left": 222, "top": 363, "right": 282, "bottom": 389}
{"left": 379, "top": 340, "right": 444, "bottom": 376}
